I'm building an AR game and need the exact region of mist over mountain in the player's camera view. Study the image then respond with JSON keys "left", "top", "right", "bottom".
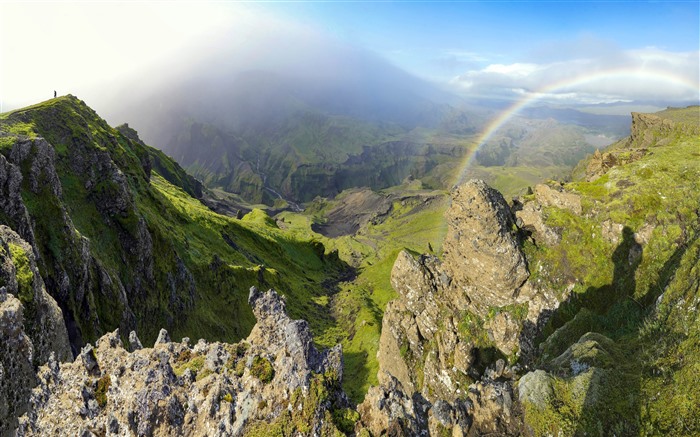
{"left": 101, "top": 37, "right": 461, "bottom": 137}
{"left": 95, "top": 39, "right": 482, "bottom": 204}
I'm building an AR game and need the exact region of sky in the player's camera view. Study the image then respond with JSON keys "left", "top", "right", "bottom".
{"left": 1, "top": 1, "right": 698, "bottom": 112}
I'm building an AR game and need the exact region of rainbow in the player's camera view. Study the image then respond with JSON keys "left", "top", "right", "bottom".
{"left": 453, "top": 67, "right": 700, "bottom": 186}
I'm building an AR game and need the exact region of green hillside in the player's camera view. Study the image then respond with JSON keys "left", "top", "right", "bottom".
{"left": 0, "top": 96, "right": 346, "bottom": 348}
{"left": 519, "top": 108, "right": 700, "bottom": 434}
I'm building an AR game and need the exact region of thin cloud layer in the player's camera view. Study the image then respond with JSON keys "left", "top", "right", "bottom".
{"left": 452, "top": 48, "right": 699, "bottom": 104}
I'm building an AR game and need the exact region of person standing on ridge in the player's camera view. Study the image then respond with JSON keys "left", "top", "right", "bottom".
{"left": 54, "top": 90, "right": 57, "bottom": 98}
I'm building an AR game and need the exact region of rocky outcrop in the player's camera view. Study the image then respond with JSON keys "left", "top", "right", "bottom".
{"left": 0, "top": 292, "right": 36, "bottom": 436}
{"left": 585, "top": 111, "right": 700, "bottom": 182}
{"left": 16, "top": 287, "right": 347, "bottom": 436}
{"left": 0, "top": 152, "right": 36, "bottom": 250}
{"left": 357, "top": 372, "right": 429, "bottom": 436}
{"left": 0, "top": 136, "right": 140, "bottom": 350}
{"left": 359, "top": 180, "right": 566, "bottom": 435}
{"left": 628, "top": 111, "right": 700, "bottom": 147}
{"left": 515, "top": 183, "right": 582, "bottom": 246}
{"left": 0, "top": 227, "right": 71, "bottom": 435}
{"left": 442, "top": 179, "right": 529, "bottom": 311}
{"left": 0, "top": 227, "right": 72, "bottom": 365}
{"left": 585, "top": 148, "right": 648, "bottom": 182}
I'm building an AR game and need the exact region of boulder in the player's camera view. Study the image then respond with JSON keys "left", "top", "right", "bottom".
{"left": 442, "top": 180, "right": 529, "bottom": 309}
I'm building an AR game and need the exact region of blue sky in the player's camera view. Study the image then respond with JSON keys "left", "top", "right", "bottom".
{"left": 265, "top": 1, "right": 699, "bottom": 80}
{"left": 1, "top": 1, "right": 698, "bottom": 110}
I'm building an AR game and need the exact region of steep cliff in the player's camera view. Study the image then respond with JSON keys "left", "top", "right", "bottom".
{"left": 357, "top": 179, "right": 560, "bottom": 436}
{"left": 0, "top": 96, "right": 345, "bottom": 352}
{"left": 0, "top": 226, "right": 71, "bottom": 435}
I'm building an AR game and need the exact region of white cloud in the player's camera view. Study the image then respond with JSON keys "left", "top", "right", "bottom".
{"left": 452, "top": 48, "right": 699, "bottom": 104}
{"left": 482, "top": 63, "right": 541, "bottom": 76}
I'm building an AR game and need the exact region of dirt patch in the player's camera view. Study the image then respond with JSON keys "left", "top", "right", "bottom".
{"left": 312, "top": 188, "right": 394, "bottom": 238}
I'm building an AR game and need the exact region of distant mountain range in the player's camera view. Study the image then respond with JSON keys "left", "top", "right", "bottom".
{"left": 97, "top": 49, "right": 637, "bottom": 205}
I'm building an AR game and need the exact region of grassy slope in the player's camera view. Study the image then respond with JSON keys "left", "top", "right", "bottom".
{"left": 0, "top": 96, "right": 346, "bottom": 345}
{"left": 521, "top": 106, "right": 700, "bottom": 435}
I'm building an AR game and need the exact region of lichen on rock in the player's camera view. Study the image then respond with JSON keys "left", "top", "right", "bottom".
{"left": 15, "top": 287, "right": 348, "bottom": 436}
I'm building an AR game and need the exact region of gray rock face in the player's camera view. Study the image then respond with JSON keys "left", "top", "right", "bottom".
{"left": 0, "top": 293, "right": 36, "bottom": 436}
{"left": 379, "top": 250, "right": 474, "bottom": 403}
{"left": 443, "top": 179, "right": 529, "bottom": 310}
{"left": 0, "top": 226, "right": 72, "bottom": 364}
{"left": 16, "top": 288, "right": 347, "bottom": 436}
{"left": 0, "top": 227, "right": 72, "bottom": 435}
{"left": 0, "top": 136, "right": 140, "bottom": 350}
{"left": 0, "top": 152, "right": 36, "bottom": 249}
{"left": 247, "top": 287, "right": 343, "bottom": 387}
{"left": 516, "top": 200, "right": 561, "bottom": 246}
{"left": 362, "top": 180, "right": 565, "bottom": 435}
{"left": 128, "top": 330, "right": 143, "bottom": 351}
{"left": 357, "top": 372, "right": 429, "bottom": 437}
{"left": 518, "top": 370, "right": 554, "bottom": 409}
{"left": 9, "top": 138, "right": 62, "bottom": 198}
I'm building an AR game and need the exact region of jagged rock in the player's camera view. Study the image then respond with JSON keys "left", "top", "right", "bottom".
{"left": 80, "top": 344, "right": 99, "bottom": 374}
{"left": 10, "top": 138, "right": 62, "bottom": 198}
{"left": 467, "top": 379, "right": 521, "bottom": 435}
{"left": 247, "top": 287, "right": 344, "bottom": 391}
{"left": 379, "top": 251, "right": 476, "bottom": 402}
{"left": 533, "top": 183, "right": 582, "bottom": 215}
{"left": 0, "top": 293, "right": 36, "bottom": 436}
{"left": 0, "top": 226, "right": 71, "bottom": 364}
{"left": 0, "top": 133, "right": 141, "bottom": 351}
{"left": 364, "top": 180, "right": 550, "bottom": 436}
{"left": 391, "top": 251, "right": 449, "bottom": 337}
{"left": 518, "top": 370, "right": 554, "bottom": 409}
{"left": 154, "top": 328, "right": 171, "bottom": 345}
{"left": 357, "top": 372, "right": 428, "bottom": 437}
{"left": 485, "top": 311, "right": 521, "bottom": 357}
{"left": 515, "top": 184, "right": 582, "bottom": 246}
{"left": 0, "top": 152, "right": 36, "bottom": 248}
{"left": 442, "top": 179, "right": 529, "bottom": 310}
{"left": 377, "top": 299, "right": 417, "bottom": 393}
{"left": 16, "top": 287, "right": 347, "bottom": 436}
{"left": 128, "top": 330, "right": 143, "bottom": 351}
{"left": 516, "top": 200, "right": 561, "bottom": 246}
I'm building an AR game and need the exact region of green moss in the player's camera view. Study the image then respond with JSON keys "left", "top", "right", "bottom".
{"left": 95, "top": 374, "right": 111, "bottom": 408}
{"left": 457, "top": 310, "right": 489, "bottom": 348}
{"left": 174, "top": 355, "right": 205, "bottom": 377}
{"left": 250, "top": 355, "right": 274, "bottom": 383}
{"left": 523, "top": 367, "right": 638, "bottom": 436}
{"left": 8, "top": 243, "right": 33, "bottom": 304}
{"left": 244, "top": 372, "right": 343, "bottom": 436}
{"left": 486, "top": 302, "right": 529, "bottom": 323}
{"left": 332, "top": 407, "right": 360, "bottom": 433}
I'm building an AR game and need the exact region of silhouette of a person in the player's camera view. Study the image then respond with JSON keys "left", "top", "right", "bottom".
{"left": 54, "top": 90, "right": 57, "bottom": 98}
{"left": 612, "top": 226, "right": 642, "bottom": 298}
